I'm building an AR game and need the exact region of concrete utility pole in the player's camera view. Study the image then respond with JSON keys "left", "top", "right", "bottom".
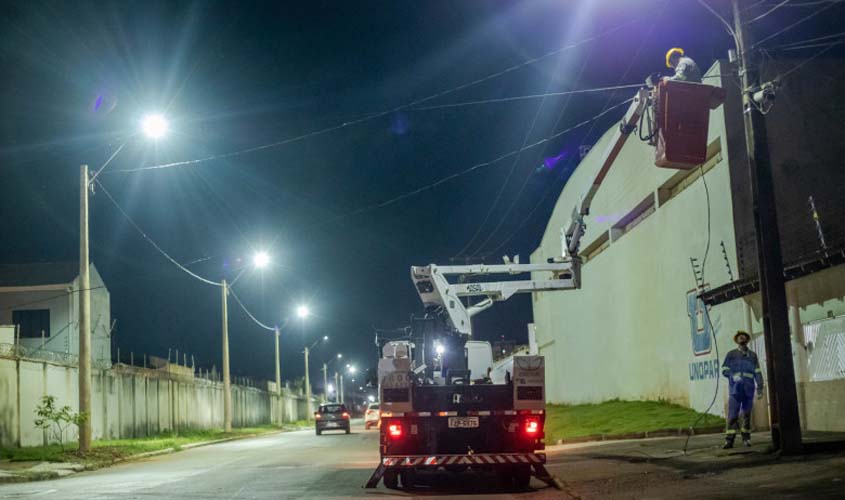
{"left": 340, "top": 373, "right": 345, "bottom": 404}
{"left": 334, "top": 372, "right": 339, "bottom": 403}
{"left": 304, "top": 346, "right": 312, "bottom": 418}
{"left": 222, "top": 279, "right": 232, "bottom": 432}
{"left": 78, "top": 165, "right": 92, "bottom": 453}
{"left": 322, "top": 363, "right": 329, "bottom": 403}
{"left": 732, "top": 0, "right": 802, "bottom": 454}
{"left": 274, "top": 326, "right": 282, "bottom": 423}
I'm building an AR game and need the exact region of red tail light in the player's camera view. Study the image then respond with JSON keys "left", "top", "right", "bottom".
{"left": 524, "top": 418, "right": 540, "bottom": 435}
{"left": 342, "top": 412, "right": 350, "bottom": 419}
{"left": 388, "top": 423, "right": 402, "bottom": 438}
{"left": 314, "top": 413, "right": 321, "bottom": 419}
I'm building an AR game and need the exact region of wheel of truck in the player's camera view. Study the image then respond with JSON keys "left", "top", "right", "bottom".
{"left": 383, "top": 470, "right": 399, "bottom": 489}
{"left": 345, "top": 426, "right": 351, "bottom": 434}
{"left": 497, "top": 467, "right": 514, "bottom": 491}
{"left": 399, "top": 469, "right": 416, "bottom": 490}
{"left": 315, "top": 429, "right": 321, "bottom": 436}
{"left": 513, "top": 465, "right": 531, "bottom": 490}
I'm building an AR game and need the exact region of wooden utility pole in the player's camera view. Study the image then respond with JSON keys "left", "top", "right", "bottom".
{"left": 79, "top": 165, "right": 92, "bottom": 452}
{"left": 731, "top": 0, "right": 802, "bottom": 454}
{"left": 222, "top": 279, "right": 232, "bottom": 432}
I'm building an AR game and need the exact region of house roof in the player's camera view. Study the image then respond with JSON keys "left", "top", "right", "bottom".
{"left": 0, "top": 262, "right": 80, "bottom": 287}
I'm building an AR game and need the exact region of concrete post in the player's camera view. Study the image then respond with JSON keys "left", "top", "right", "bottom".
{"left": 222, "top": 280, "right": 232, "bottom": 432}
{"left": 78, "top": 164, "right": 92, "bottom": 453}
{"left": 304, "top": 346, "right": 312, "bottom": 419}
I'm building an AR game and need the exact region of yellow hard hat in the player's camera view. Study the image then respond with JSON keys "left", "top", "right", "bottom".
{"left": 666, "top": 47, "right": 684, "bottom": 68}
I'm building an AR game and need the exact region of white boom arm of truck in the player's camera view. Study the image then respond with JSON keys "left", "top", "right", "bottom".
{"left": 411, "top": 259, "right": 576, "bottom": 337}
{"left": 562, "top": 88, "right": 650, "bottom": 260}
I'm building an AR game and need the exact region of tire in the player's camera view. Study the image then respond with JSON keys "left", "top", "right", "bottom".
{"left": 399, "top": 469, "right": 416, "bottom": 490}
{"left": 345, "top": 426, "right": 351, "bottom": 434}
{"left": 497, "top": 467, "right": 514, "bottom": 491}
{"left": 513, "top": 465, "right": 531, "bottom": 490}
{"left": 383, "top": 470, "right": 399, "bottom": 489}
{"left": 315, "top": 429, "right": 321, "bottom": 436}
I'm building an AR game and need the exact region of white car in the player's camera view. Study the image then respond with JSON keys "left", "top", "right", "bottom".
{"left": 364, "top": 402, "right": 380, "bottom": 429}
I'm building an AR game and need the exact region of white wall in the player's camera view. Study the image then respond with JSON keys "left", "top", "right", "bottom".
{"left": 0, "top": 356, "right": 312, "bottom": 447}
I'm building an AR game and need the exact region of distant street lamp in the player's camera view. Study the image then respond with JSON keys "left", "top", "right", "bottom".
{"left": 340, "top": 364, "right": 356, "bottom": 404}
{"left": 301, "top": 314, "right": 323, "bottom": 419}
{"left": 296, "top": 304, "right": 310, "bottom": 319}
{"left": 252, "top": 250, "right": 270, "bottom": 269}
{"left": 221, "top": 251, "right": 272, "bottom": 432}
{"left": 322, "top": 353, "right": 343, "bottom": 403}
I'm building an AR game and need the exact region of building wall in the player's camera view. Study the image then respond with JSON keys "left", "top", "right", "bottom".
{"left": 529, "top": 61, "right": 845, "bottom": 430}
{"left": 0, "top": 265, "right": 111, "bottom": 365}
{"left": 0, "top": 355, "right": 312, "bottom": 447}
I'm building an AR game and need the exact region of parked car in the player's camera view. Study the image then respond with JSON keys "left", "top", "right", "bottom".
{"left": 364, "top": 401, "right": 380, "bottom": 429}
{"left": 315, "top": 403, "right": 351, "bottom": 435}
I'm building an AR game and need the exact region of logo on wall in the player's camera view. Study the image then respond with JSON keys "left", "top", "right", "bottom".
{"left": 686, "top": 288, "right": 712, "bottom": 356}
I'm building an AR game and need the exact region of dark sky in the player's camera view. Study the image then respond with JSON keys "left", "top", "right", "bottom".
{"left": 1, "top": 0, "right": 841, "bottom": 388}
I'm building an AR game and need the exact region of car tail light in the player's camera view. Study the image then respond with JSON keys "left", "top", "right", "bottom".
{"left": 388, "top": 423, "right": 402, "bottom": 438}
{"left": 524, "top": 418, "right": 540, "bottom": 435}
{"left": 342, "top": 412, "right": 350, "bottom": 419}
{"left": 314, "top": 413, "right": 321, "bottom": 419}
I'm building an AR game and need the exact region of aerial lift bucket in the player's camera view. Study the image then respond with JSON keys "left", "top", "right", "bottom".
{"left": 654, "top": 80, "right": 727, "bottom": 170}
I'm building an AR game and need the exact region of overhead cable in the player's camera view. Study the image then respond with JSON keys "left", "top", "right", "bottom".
{"left": 94, "top": 179, "right": 223, "bottom": 287}
{"left": 746, "top": 0, "right": 793, "bottom": 24}
{"left": 753, "top": 1, "right": 842, "bottom": 47}
{"left": 326, "top": 97, "right": 635, "bottom": 223}
{"left": 103, "top": 15, "right": 648, "bottom": 175}
{"left": 228, "top": 287, "right": 276, "bottom": 331}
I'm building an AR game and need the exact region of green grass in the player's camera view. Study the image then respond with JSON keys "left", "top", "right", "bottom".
{"left": 545, "top": 399, "right": 725, "bottom": 444}
{"left": 0, "top": 424, "right": 284, "bottom": 467}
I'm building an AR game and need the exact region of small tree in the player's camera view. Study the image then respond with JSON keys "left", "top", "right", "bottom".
{"left": 34, "top": 395, "right": 88, "bottom": 451}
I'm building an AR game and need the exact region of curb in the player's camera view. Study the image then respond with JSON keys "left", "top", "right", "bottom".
{"left": 0, "top": 426, "right": 309, "bottom": 484}
{"left": 555, "top": 425, "right": 724, "bottom": 445}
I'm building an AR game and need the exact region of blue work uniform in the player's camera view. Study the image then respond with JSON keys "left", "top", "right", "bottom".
{"left": 721, "top": 348, "right": 764, "bottom": 441}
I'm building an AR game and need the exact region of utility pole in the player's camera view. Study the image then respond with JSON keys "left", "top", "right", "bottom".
{"left": 322, "top": 363, "right": 329, "bottom": 403}
{"left": 732, "top": 0, "right": 802, "bottom": 454}
{"left": 274, "top": 326, "right": 282, "bottom": 423}
{"left": 222, "top": 279, "right": 232, "bottom": 432}
{"left": 78, "top": 165, "right": 92, "bottom": 453}
{"left": 304, "top": 346, "right": 312, "bottom": 418}
{"left": 334, "top": 372, "right": 340, "bottom": 403}
{"left": 340, "top": 373, "right": 345, "bottom": 404}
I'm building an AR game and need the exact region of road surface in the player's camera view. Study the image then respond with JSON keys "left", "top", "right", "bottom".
{"left": 0, "top": 420, "right": 562, "bottom": 499}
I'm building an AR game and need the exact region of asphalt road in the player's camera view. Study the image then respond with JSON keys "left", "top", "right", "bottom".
{"left": 0, "top": 420, "right": 563, "bottom": 499}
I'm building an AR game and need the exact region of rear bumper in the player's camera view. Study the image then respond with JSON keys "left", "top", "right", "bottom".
{"left": 316, "top": 421, "right": 350, "bottom": 430}
{"left": 381, "top": 452, "right": 545, "bottom": 469}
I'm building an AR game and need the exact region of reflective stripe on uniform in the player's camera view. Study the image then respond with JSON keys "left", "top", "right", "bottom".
{"left": 725, "top": 429, "right": 737, "bottom": 435}
{"left": 754, "top": 368, "right": 762, "bottom": 373}
{"left": 742, "top": 373, "right": 755, "bottom": 378}
{"left": 722, "top": 366, "right": 730, "bottom": 372}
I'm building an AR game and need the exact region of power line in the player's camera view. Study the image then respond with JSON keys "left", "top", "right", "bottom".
{"left": 228, "top": 287, "right": 275, "bottom": 332}
{"left": 103, "top": 15, "right": 648, "bottom": 175}
{"left": 768, "top": 31, "right": 845, "bottom": 49}
{"left": 746, "top": 0, "right": 792, "bottom": 24}
{"left": 409, "top": 84, "right": 644, "bottom": 113}
{"left": 753, "top": 0, "right": 843, "bottom": 47}
{"left": 453, "top": 51, "right": 565, "bottom": 259}
{"left": 325, "top": 97, "right": 635, "bottom": 224}
{"left": 94, "top": 179, "right": 223, "bottom": 287}
{"left": 775, "top": 39, "right": 844, "bottom": 80}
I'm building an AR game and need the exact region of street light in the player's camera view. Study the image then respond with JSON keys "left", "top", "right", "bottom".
{"left": 77, "top": 112, "right": 169, "bottom": 452}
{"left": 253, "top": 250, "right": 270, "bottom": 269}
{"left": 323, "top": 352, "right": 343, "bottom": 403}
{"left": 140, "top": 113, "right": 168, "bottom": 139}
{"left": 296, "top": 304, "right": 310, "bottom": 319}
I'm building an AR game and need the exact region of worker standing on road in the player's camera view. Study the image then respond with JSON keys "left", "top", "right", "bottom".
{"left": 721, "top": 331, "right": 764, "bottom": 448}
{"left": 665, "top": 47, "right": 702, "bottom": 83}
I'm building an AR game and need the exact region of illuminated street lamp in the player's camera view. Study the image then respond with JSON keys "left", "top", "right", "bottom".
{"left": 296, "top": 304, "right": 310, "bottom": 319}
{"left": 140, "top": 113, "right": 168, "bottom": 139}
{"left": 323, "top": 353, "right": 343, "bottom": 403}
{"left": 253, "top": 250, "right": 270, "bottom": 269}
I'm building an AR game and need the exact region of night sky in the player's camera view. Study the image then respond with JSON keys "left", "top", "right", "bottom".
{"left": 1, "top": 1, "right": 841, "bottom": 388}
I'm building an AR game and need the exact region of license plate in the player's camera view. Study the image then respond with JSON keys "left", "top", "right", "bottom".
{"left": 326, "top": 422, "right": 338, "bottom": 427}
{"left": 448, "top": 417, "right": 479, "bottom": 429}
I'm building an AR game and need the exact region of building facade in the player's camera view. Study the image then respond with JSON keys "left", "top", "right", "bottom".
{"left": 0, "top": 262, "right": 112, "bottom": 366}
{"left": 530, "top": 60, "right": 845, "bottom": 432}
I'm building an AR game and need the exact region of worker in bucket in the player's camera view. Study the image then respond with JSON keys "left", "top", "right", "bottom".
{"left": 665, "top": 47, "right": 702, "bottom": 83}
{"left": 721, "top": 330, "right": 764, "bottom": 448}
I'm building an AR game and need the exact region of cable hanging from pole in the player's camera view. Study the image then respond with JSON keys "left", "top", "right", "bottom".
{"left": 228, "top": 287, "right": 276, "bottom": 331}
{"left": 94, "top": 179, "right": 223, "bottom": 287}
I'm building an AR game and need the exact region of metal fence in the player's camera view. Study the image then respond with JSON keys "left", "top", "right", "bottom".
{"left": 804, "top": 316, "right": 845, "bottom": 382}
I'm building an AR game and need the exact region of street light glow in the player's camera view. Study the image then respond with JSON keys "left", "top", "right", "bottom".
{"left": 141, "top": 113, "right": 168, "bottom": 139}
{"left": 323, "top": 335, "right": 329, "bottom": 341}
{"left": 435, "top": 343, "right": 445, "bottom": 355}
{"left": 253, "top": 251, "right": 270, "bottom": 269}
{"left": 348, "top": 365, "right": 357, "bottom": 375}
{"left": 327, "top": 384, "right": 334, "bottom": 394}
{"left": 296, "top": 305, "right": 310, "bottom": 319}
{"left": 336, "top": 353, "right": 342, "bottom": 359}
{"left": 368, "top": 395, "right": 375, "bottom": 402}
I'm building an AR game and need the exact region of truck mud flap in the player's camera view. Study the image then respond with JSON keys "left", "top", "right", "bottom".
{"left": 364, "top": 453, "right": 563, "bottom": 490}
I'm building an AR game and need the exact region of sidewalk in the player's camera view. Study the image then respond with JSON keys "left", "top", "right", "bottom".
{"left": 544, "top": 431, "right": 845, "bottom": 499}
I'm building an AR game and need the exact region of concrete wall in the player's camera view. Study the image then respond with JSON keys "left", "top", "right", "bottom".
{"left": 529, "top": 61, "right": 845, "bottom": 432}
{"left": 0, "top": 355, "right": 312, "bottom": 447}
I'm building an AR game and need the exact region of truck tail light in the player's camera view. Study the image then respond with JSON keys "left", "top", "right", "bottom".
{"left": 314, "top": 413, "right": 321, "bottom": 419}
{"left": 524, "top": 418, "right": 540, "bottom": 435}
{"left": 342, "top": 412, "right": 350, "bottom": 419}
{"left": 388, "top": 423, "right": 402, "bottom": 438}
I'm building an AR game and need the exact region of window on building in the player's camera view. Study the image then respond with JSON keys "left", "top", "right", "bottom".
{"left": 12, "top": 309, "right": 50, "bottom": 338}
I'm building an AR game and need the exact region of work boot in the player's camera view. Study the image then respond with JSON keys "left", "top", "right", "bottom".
{"left": 722, "top": 439, "right": 734, "bottom": 449}
{"left": 742, "top": 433, "right": 751, "bottom": 447}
